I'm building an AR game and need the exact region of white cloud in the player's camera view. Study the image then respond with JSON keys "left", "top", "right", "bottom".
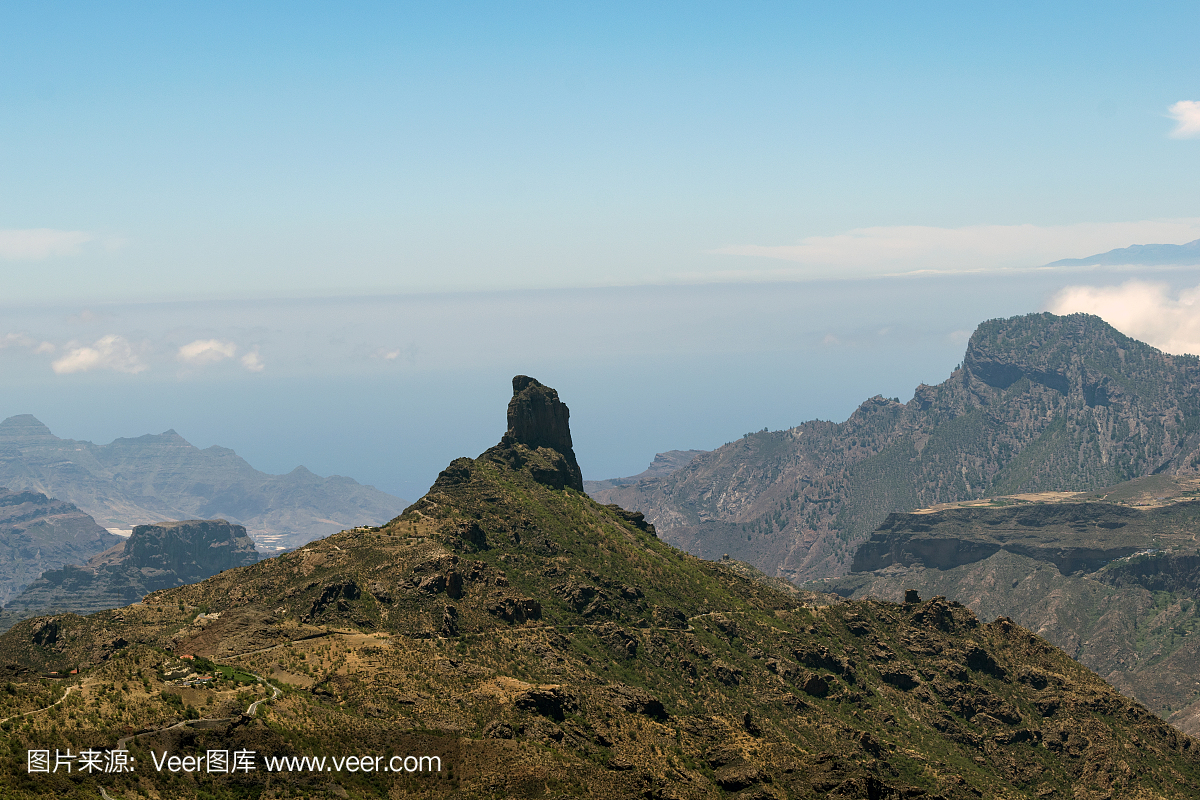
{"left": 51, "top": 335, "right": 147, "bottom": 375}
{"left": 0, "top": 229, "right": 93, "bottom": 260}
{"left": 713, "top": 218, "right": 1200, "bottom": 280}
{"left": 177, "top": 339, "right": 237, "bottom": 365}
{"left": 377, "top": 348, "right": 401, "bottom": 360}
{"left": 1047, "top": 280, "right": 1200, "bottom": 355}
{"left": 240, "top": 350, "right": 265, "bottom": 372}
{"left": 1, "top": 333, "right": 55, "bottom": 354}
{"left": 1168, "top": 100, "right": 1200, "bottom": 139}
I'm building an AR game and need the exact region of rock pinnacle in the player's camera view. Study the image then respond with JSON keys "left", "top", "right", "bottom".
{"left": 500, "top": 376, "right": 584, "bottom": 492}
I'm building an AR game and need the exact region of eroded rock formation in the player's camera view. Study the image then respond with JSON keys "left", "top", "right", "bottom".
{"left": 481, "top": 375, "right": 584, "bottom": 492}
{"left": 0, "top": 519, "right": 258, "bottom": 629}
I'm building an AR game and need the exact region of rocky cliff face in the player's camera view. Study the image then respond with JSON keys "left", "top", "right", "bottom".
{"left": 594, "top": 313, "right": 1200, "bottom": 582}
{"left": 508, "top": 376, "right": 575, "bottom": 454}
{"left": 0, "top": 519, "right": 258, "bottom": 628}
{"left": 851, "top": 503, "right": 1147, "bottom": 574}
{"left": 827, "top": 488, "right": 1200, "bottom": 734}
{"left": 0, "top": 415, "right": 408, "bottom": 550}
{"left": 123, "top": 519, "right": 260, "bottom": 584}
{"left": 0, "top": 487, "right": 119, "bottom": 606}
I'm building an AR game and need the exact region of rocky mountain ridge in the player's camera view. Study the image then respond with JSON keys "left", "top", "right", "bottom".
{"left": 593, "top": 312, "right": 1200, "bottom": 583}
{"left": 0, "top": 414, "right": 409, "bottom": 550}
{"left": 0, "top": 487, "right": 119, "bottom": 606}
{"left": 824, "top": 474, "right": 1200, "bottom": 738}
{"left": 1, "top": 376, "right": 1198, "bottom": 798}
{"left": 1044, "top": 237, "right": 1200, "bottom": 267}
{"left": 0, "top": 519, "right": 259, "bottom": 631}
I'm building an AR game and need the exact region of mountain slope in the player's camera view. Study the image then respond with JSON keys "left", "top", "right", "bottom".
{"left": 0, "top": 415, "right": 408, "bottom": 550}
{"left": 0, "top": 488, "right": 119, "bottom": 606}
{"left": 1044, "top": 238, "right": 1200, "bottom": 267}
{"left": 593, "top": 312, "right": 1200, "bottom": 582}
{"left": 0, "top": 376, "right": 1198, "bottom": 799}
{"left": 825, "top": 475, "right": 1200, "bottom": 736}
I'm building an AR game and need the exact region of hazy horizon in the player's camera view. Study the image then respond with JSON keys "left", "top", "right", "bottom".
{"left": 5, "top": 267, "right": 1200, "bottom": 502}
{"left": 2, "top": 3, "right": 1198, "bottom": 502}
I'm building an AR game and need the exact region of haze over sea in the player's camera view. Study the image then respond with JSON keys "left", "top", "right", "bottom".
{"left": 2, "top": 2, "right": 1198, "bottom": 500}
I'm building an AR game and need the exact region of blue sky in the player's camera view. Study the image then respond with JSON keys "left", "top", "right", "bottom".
{"left": 1, "top": 3, "right": 1198, "bottom": 502}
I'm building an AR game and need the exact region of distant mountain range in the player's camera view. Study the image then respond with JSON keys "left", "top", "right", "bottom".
{"left": 583, "top": 449, "right": 708, "bottom": 494}
{"left": 591, "top": 312, "right": 1200, "bottom": 584}
{"left": 0, "top": 415, "right": 409, "bottom": 551}
{"left": 1043, "top": 237, "right": 1200, "bottom": 267}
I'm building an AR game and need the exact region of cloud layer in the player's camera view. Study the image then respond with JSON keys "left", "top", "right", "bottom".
{"left": 715, "top": 219, "right": 1200, "bottom": 279}
{"left": 52, "top": 335, "right": 148, "bottom": 374}
{"left": 1, "top": 331, "right": 269, "bottom": 376}
{"left": 1047, "top": 280, "right": 1200, "bottom": 356}
{"left": 1, "top": 333, "right": 55, "bottom": 354}
{"left": 1168, "top": 101, "right": 1200, "bottom": 139}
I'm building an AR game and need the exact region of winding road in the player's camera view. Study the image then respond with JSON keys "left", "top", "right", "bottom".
{"left": 115, "top": 674, "right": 281, "bottom": 750}
{"left": 0, "top": 683, "right": 82, "bottom": 725}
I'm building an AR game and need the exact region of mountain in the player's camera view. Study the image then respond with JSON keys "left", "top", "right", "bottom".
{"left": 0, "top": 519, "right": 259, "bottom": 630}
{"left": 1043, "top": 238, "right": 1200, "bottom": 267}
{"left": 0, "top": 415, "right": 409, "bottom": 551}
{"left": 825, "top": 473, "right": 1200, "bottom": 736}
{"left": 0, "top": 488, "right": 120, "bottom": 606}
{"left": 592, "top": 312, "right": 1200, "bottom": 583}
{"left": 583, "top": 449, "right": 708, "bottom": 493}
{"left": 1, "top": 376, "right": 1199, "bottom": 798}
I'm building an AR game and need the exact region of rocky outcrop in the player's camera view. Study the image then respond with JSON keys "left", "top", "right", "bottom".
{"left": 0, "top": 415, "right": 408, "bottom": 550}
{"left": 830, "top": 495, "right": 1200, "bottom": 733}
{"left": 0, "top": 487, "right": 119, "bottom": 605}
{"left": 851, "top": 503, "right": 1145, "bottom": 574}
{"left": 507, "top": 376, "right": 575, "bottom": 456}
{"left": 123, "top": 519, "right": 259, "bottom": 584}
{"left": 0, "top": 519, "right": 258, "bottom": 629}
{"left": 594, "top": 313, "right": 1200, "bottom": 582}
{"left": 482, "top": 376, "right": 584, "bottom": 492}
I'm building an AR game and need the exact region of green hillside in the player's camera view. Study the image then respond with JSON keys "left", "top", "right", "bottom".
{"left": 827, "top": 478, "right": 1200, "bottom": 736}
